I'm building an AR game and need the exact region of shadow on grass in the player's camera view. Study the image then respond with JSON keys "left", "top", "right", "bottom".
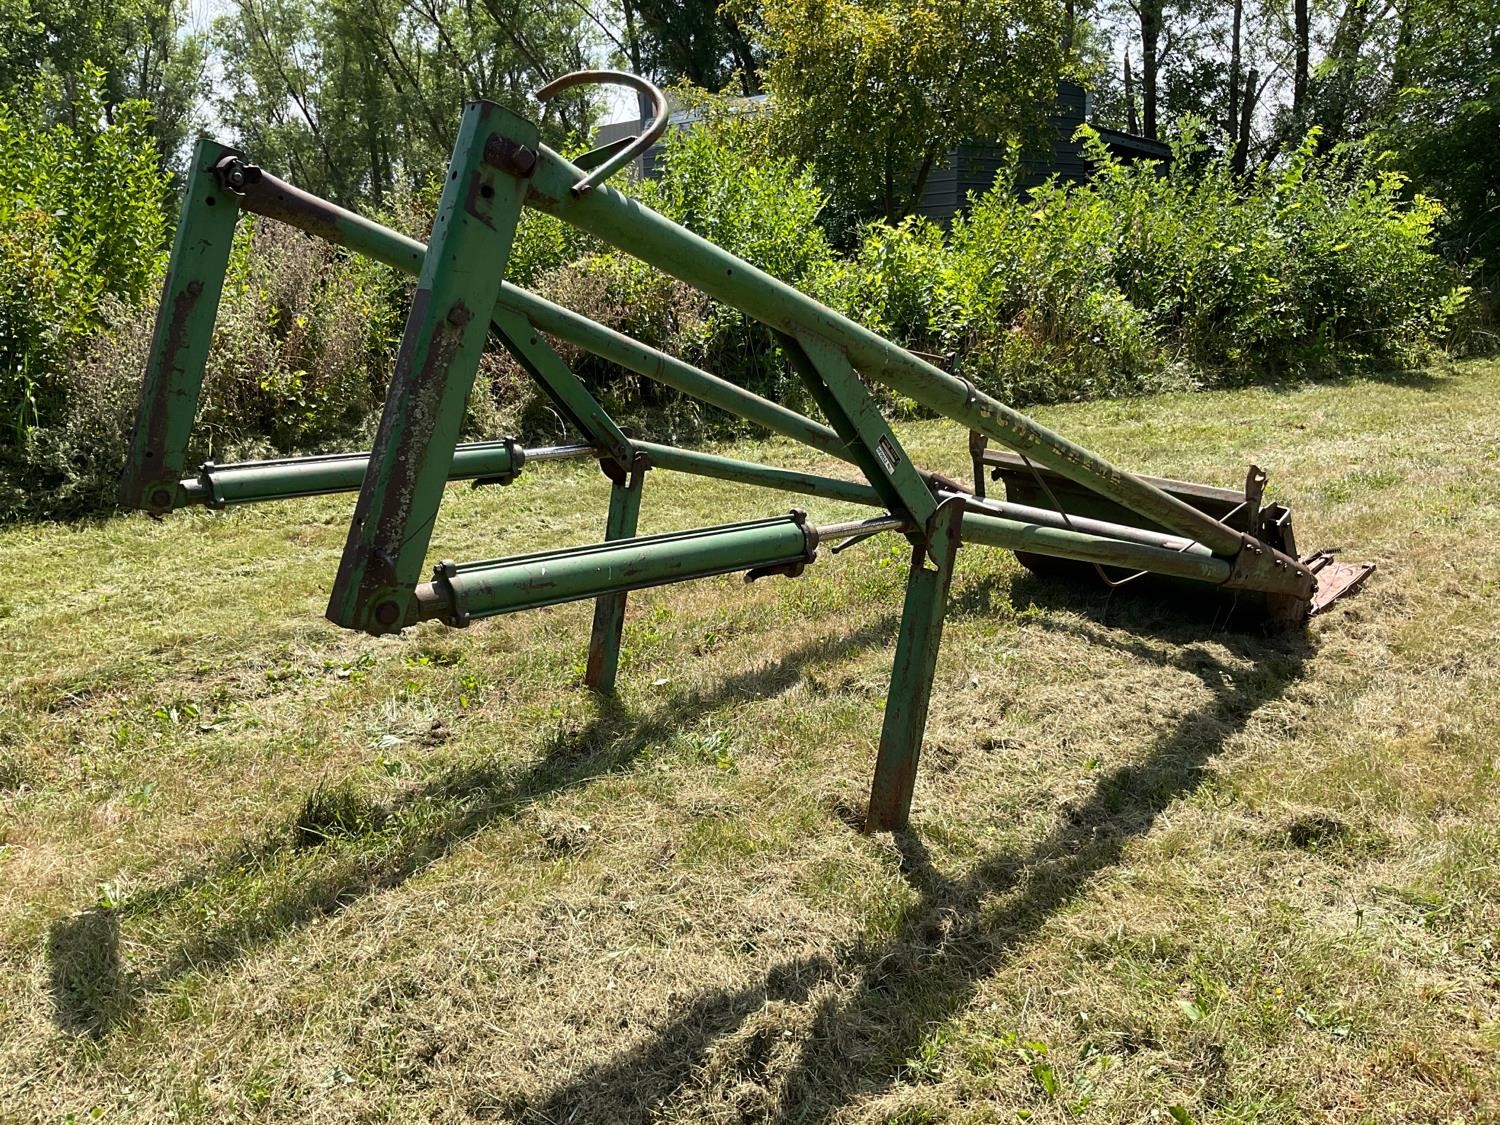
{"left": 46, "top": 612, "right": 903, "bottom": 1039}
{"left": 501, "top": 595, "right": 1311, "bottom": 1123}
{"left": 1218, "top": 360, "right": 1455, "bottom": 396}
{"left": 47, "top": 566, "right": 1311, "bottom": 1123}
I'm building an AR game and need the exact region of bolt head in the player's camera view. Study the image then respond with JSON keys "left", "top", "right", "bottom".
{"left": 374, "top": 600, "right": 402, "bottom": 627}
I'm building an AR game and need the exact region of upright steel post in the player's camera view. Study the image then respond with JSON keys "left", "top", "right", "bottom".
{"left": 326, "top": 102, "right": 535, "bottom": 634}
{"left": 867, "top": 495, "right": 966, "bottom": 832}
{"left": 487, "top": 314, "right": 649, "bottom": 693}
{"left": 585, "top": 454, "right": 647, "bottom": 693}
{"left": 119, "top": 139, "right": 242, "bottom": 513}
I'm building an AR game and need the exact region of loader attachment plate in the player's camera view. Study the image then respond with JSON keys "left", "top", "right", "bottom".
{"left": 1305, "top": 552, "right": 1377, "bottom": 616}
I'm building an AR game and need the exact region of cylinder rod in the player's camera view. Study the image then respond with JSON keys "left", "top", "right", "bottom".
{"left": 637, "top": 441, "right": 880, "bottom": 507}
{"left": 960, "top": 511, "right": 1233, "bottom": 584}
{"left": 178, "top": 439, "right": 593, "bottom": 507}
{"left": 945, "top": 492, "right": 1214, "bottom": 557}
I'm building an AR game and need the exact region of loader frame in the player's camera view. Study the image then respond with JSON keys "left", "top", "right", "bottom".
{"left": 118, "top": 76, "right": 1371, "bottom": 831}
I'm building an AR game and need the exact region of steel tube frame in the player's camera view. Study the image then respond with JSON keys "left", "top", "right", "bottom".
{"left": 119, "top": 101, "right": 1342, "bottom": 835}
{"left": 518, "top": 142, "right": 1257, "bottom": 562}
{"left": 120, "top": 139, "right": 242, "bottom": 514}
{"left": 326, "top": 102, "right": 536, "bottom": 635}
{"left": 226, "top": 167, "right": 851, "bottom": 464}
{"left": 222, "top": 164, "right": 1243, "bottom": 592}
{"left": 868, "top": 496, "right": 964, "bottom": 831}
{"left": 960, "top": 512, "right": 1233, "bottom": 584}
{"left": 637, "top": 442, "right": 882, "bottom": 507}
{"left": 178, "top": 439, "right": 584, "bottom": 507}
{"left": 206, "top": 130, "right": 1291, "bottom": 593}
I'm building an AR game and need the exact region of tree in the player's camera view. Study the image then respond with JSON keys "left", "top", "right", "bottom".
{"left": 0, "top": 0, "right": 206, "bottom": 175}
{"left": 1375, "top": 0, "right": 1500, "bottom": 273}
{"left": 211, "top": 0, "right": 600, "bottom": 207}
{"left": 626, "top": 0, "right": 763, "bottom": 94}
{"left": 752, "top": 0, "right": 1070, "bottom": 223}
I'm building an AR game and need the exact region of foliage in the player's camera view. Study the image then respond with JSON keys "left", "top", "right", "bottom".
{"left": 825, "top": 127, "right": 1470, "bottom": 405}
{"left": 0, "top": 0, "right": 206, "bottom": 174}
{"left": 1373, "top": 0, "right": 1500, "bottom": 279}
{"left": 750, "top": 0, "right": 1070, "bottom": 222}
{"left": 510, "top": 100, "right": 841, "bottom": 434}
{"left": 211, "top": 0, "right": 598, "bottom": 208}
{"left": 9, "top": 212, "right": 521, "bottom": 521}
{"left": 0, "top": 76, "right": 168, "bottom": 441}
{"left": 0, "top": 76, "right": 1474, "bottom": 522}
{"left": 625, "top": 0, "right": 763, "bottom": 94}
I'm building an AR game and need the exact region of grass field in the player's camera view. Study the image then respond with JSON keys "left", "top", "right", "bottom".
{"left": 2, "top": 359, "right": 1498, "bottom": 1123}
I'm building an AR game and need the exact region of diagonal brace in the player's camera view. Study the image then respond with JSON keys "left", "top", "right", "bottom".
{"left": 489, "top": 308, "right": 635, "bottom": 470}
{"left": 779, "top": 332, "right": 936, "bottom": 529}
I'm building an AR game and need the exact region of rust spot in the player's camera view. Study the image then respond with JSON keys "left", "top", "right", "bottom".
{"left": 130, "top": 275, "right": 207, "bottom": 508}
{"left": 339, "top": 287, "right": 471, "bottom": 626}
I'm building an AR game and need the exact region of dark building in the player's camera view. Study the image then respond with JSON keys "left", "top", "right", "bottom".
{"left": 918, "top": 81, "right": 1171, "bottom": 225}
{"left": 594, "top": 80, "right": 1170, "bottom": 226}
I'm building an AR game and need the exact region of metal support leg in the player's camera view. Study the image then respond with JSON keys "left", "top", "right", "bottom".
{"left": 326, "top": 101, "right": 535, "bottom": 635}
{"left": 120, "top": 139, "right": 242, "bottom": 514}
{"left": 866, "top": 495, "right": 965, "bottom": 832}
{"left": 584, "top": 455, "right": 646, "bottom": 694}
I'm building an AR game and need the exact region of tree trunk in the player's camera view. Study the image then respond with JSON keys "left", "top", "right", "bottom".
{"left": 1140, "top": 0, "right": 1163, "bottom": 140}
{"left": 1293, "top": 0, "right": 1310, "bottom": 119}
{"left": 901, "top": 142, "right": 944, "bottom": 221}
{"left": 1391, "top": 0, "right": 1412, "bottom": 93}
{"left": 1315, "top": 0, "right": 1370, "bottom": 152}
{"left": 1228, "top": 0, "right": 1243, "bottom": 140}
{"left": 1124, "top": 50, "right": 1139, "bottom": 136}
{"left": 1233, "top": 65, "right": 1258, "bottom": 175}
{"left": 622, "top": 0, "right": 652, "bottom": 126}
{"left": 723, "top": 14, "right": 761, "bottom": 94}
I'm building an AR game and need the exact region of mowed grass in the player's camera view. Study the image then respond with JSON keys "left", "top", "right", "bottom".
{"left": 2, "top": 359, "right": 1498, "bottom": 1123}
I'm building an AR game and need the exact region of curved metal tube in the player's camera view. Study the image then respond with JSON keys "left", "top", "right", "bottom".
{"left": 535, "top": 70, "right": 669, "bottom": 196}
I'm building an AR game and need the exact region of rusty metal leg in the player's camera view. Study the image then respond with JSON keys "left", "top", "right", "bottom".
{"left": 325, "top": 101, "right": 536, "bottom": 635}
{"left": 584, "top": 456, "right": 646, "bottom": 694}
{"left": 866, "top": 496, "right": 965, "bottom": 833}
{"left": 119, "top": 139, "right": 242, "bottom": 515}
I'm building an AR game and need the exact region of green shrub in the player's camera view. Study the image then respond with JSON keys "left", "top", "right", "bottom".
{"left": 507, "top": 98, "right": 841, "bottom": 435}
{"left": 20, "top": 211, "right": 519, "bottom": 519}
{"left": 2, "top": 86, "right": 1471, "bottom": 522}
{"left": 0, "top": 74, "right": 167, "bottom": 438}
{"left": 196, "top": 217, "right": 400, "bottom": 456}
{"left": 825, "top": 126, "right": 1471, "bottom": 407}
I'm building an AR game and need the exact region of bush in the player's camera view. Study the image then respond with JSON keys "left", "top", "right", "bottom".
{"left": 18, "top": 210, "right": 529, "bottom": 518}
{"left": 502, "top": 97, "right": 841, "bottom": 437}
{"left": 0, "top": 74, "right": 167, "bottom": 455}
{"left": 824, "top": 126, "right": 1472, "bottom": 407}
{"left": 2, "top": 88, "right": 1471, "bottom": 522}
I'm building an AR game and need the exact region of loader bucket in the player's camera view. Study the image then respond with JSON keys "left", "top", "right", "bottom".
{"left": 970, "top": 435, "right": 1374, "bottom": 626}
